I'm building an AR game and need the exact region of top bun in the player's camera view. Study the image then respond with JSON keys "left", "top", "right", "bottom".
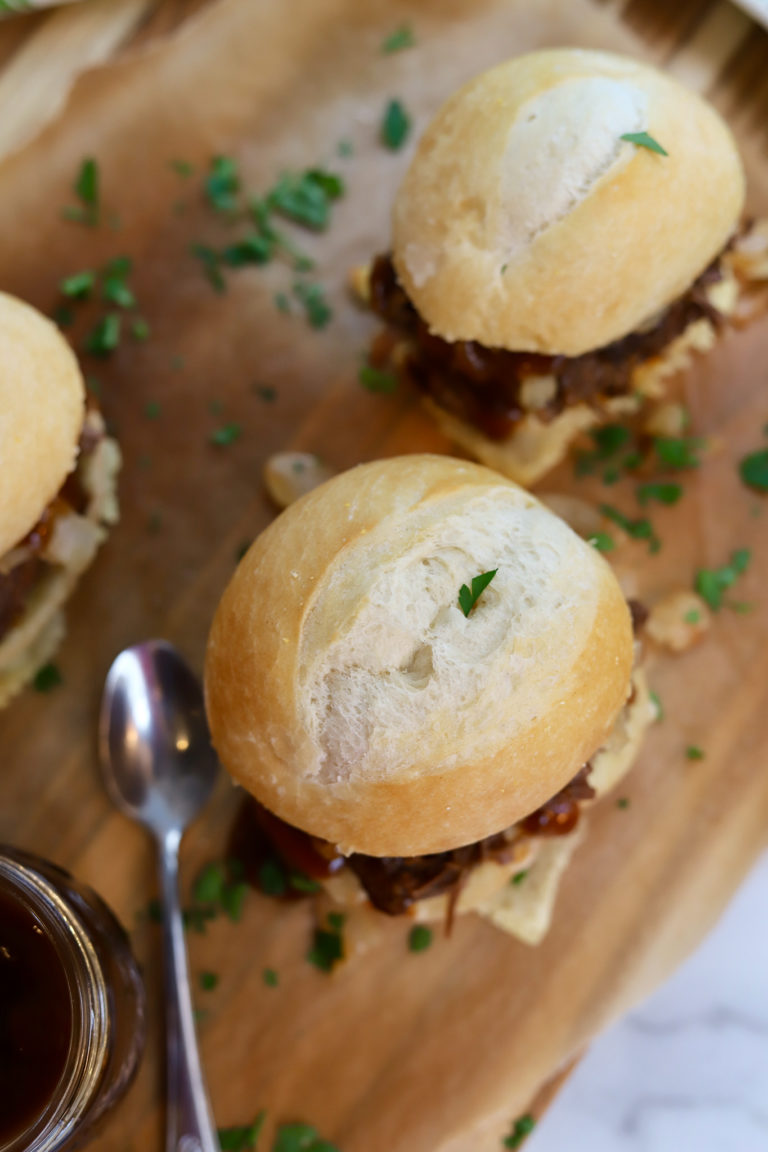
{"left": 0, "top": 292, "right": 85, "bottom": 554}
{"left": 392, "top": 49, "right": 745, "bottom": 356}
{"left": 205, "top": 455, "right": 633, "bottom": 856}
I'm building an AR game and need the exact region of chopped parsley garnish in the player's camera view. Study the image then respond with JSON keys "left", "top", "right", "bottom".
{"left": 616, "top": 797, "right": 630, "bottom": 809}
{"left": 205, "top": 155, "right": 240, "bottom": 213}
{"left": 359, "top": 361, "right": 398, "bottom": 393}
{"left": 33, "top": 662, "right": 62, "bottom": 693}
{"left": 739, "top": 447, "right": 768, "bottom": 493}
{"left": 292, "top": 282, "right": 332, "bottom": 329}
{"left": 210, "top": 422, "right": 242, "bottom": 446}
{"left": 253, "top": 383, "right": 277, "bottom": 402}
{"left": 503, "top": 1113, "right": 536, "bottom": 1148}
{"left": 53, "top": 304, "right": 75, "bottom": 328}
{"left": 217, "top": 1112, "right": 266, "bottom": 1151}
{"left": 102, "top": 274, "right": 136, "bottom": 309}
{"left": 258, "top": 856, "right": 320, "bottom": 897}
{"left": 193, "top": 862, "right": 226, "bottom": 905}
{"left": 458, "top": 569, "right": 498, "bottom": 617}
{"left": 64, "top": 158, "right": 100, "bottom": 224}
{"left": 267, "top": 169, "right": 345, "bottom": 231}
{"left": 600, "top": 504, "right": 660, "bottom": 553}
{"left": 273, "top": 1122, "right": 341, "bottom": 1152}
{"left": 84, "top": 313, "right": 121, "bottom": 356}
{"left": 221, "top": 881, "right": 248, "bottom": 923}
{"left": 650, "top": 690, "right": 663, "bottom": 721}
{"left": 686, "top": 745, "right": 705, "bottom": 761}
{"left": 381, "top": 99, "right": 411, "bottom": 150}
{"left": 653, "top": 436, "right": 704, "bottom": 470}
{"left": 684, "top": 607, "right": 701, "bottom": 624}
{"left": 511, "top": 870, "right": 528, "bottom": 886}
{"left": 221, "top": 234, "right": 274, "bottom": 267}
{"left": 144, "top": 400, "right": 161, "bottom": 420}
{"left": 381, "top": 23, "right": 415, "bottom": 53}
{"left": 60, "top": 270, "right": 95, "bottom": 298}
{"left": 408, "top": 924, "right": 433, "bottom": 952}
{"left": 263, "top": 967, "right": 279, "bottom": 987}
{"left": 337, "top": 138, "right": 354, "bottom": 157}
{"left": 146, "top": 897, "right": 163, "bottom": 923}
{"left": 620, "top": 131, "right": 668, "bottom": 156}
{"left": 274, "top": 291, "right": 291, "bottom": 313}
{"left": 307, "top": 914, "right": 345, "bottom": 972}
{"left": 132, "top": 317, "right": 150, "bottom": 341}
{"left": 191, "top": 243, "right": 226, "bottom": 293}
{"left": 695, "top": 549, "right": 750, "bottom": 610}
{"left": 199, "top": 970, "right": 219, "bottom": 992}
{"left": 575, "top": 424, "right": 639, "bottom": 481}
{"left": 171, "top": 159, "right": 194, "bottom": 178}
{"left": 636, "top": 482, "right": 683, "bottom": 507}
{"left": 588, "top": 532, "right": 615, "bottom": 553}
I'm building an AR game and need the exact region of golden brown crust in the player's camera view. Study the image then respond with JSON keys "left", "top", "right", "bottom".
{"left": 205, "top": 455, "right": 634, "bottom": 856}
{"left": 0, "top": 292, "right": 85, "bottom": 554}
{"left": 392, "top": 49, "right": 744, "bottom": 356}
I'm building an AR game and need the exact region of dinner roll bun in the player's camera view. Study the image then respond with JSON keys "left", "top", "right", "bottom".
{"left": 392, "top": 48, "right": 745, "bottom": 356}
{"left": 205, "top": 455, "right": 633, "bottom": 856}
{"left": 0, "top": 291, "right": 84, "bottom": 554}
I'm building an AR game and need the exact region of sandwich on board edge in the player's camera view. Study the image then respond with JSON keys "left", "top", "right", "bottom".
{"left": 359, "top": 48, "right": 767, "bottom": 487}
{"left": 205, "top": 454, "right": 655, "bottom": 945}
{"left": 0, "top": 291, "right": 121, "bottom": 707}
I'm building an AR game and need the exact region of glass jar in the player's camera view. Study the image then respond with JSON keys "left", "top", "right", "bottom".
{"left": 0, "top": 846, "right": 146, "bottom": 1152}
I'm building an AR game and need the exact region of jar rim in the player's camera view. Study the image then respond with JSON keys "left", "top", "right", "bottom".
{"left": 0, "top": 859, "right": 111, "bottom": 1152}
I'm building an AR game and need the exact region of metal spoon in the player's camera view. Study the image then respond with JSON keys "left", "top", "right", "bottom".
{"left": 99, "top": 640, "right": 221, "bottom": 1152}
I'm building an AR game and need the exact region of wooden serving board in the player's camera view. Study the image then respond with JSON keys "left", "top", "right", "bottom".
{"left": 1, "top": 2, "right": 767, "bottom": 1150}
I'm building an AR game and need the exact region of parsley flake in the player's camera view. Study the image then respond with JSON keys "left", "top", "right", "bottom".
{"left": 616, "top": 797, "right": 630, "bottom": 809}
{"left": 191, "top": 244, "right": 226, "bottom": 293}
{"left": 221, "top": 234, "right": 274, "bottom": 267}
{"left": 600, "top": 505, "right": 660, "bottom": 553}
{"left": 199, "top": 970, "right": 219, "bottom": 992}
{"left": 171, "top": 159, "right": 194, "bottom": 178}
{"left": 381, "top": 99, "right": 411, "bottom": 150}
{"left": 33, "top": 662, "right": 62, "bottom": 693}
{"left": 588, "top": 532, "right": 615, "bottom": 553}
{"left": 292, "top": 282, "right": 332, "bottom": 329}
{"left": 381, "top": 23, "right": 415, "bottom": 53}
{"left": 267, "top": 169, "right": 345, "bottom": 232}
{"left": 503, "top": 1113, "right": 536, "bottom": 1148}
{"left": 620, "top": 131, "right": 668, "bottom": 156}
{"left": 695, "top": 549, "right": 750, "bottom": 610}
{"left": 263, "top": 967, "right": 279, "bottom": 987}
{"left": 210, "top": 422, "right": 242, "bottom": 447}
{"left": 84, "top": 314, "right": 121, "bottom": 356}
{"left": 650, "top": 690, "right": 663, "bottom": 721}
{"left": 205, "top": 155, "right": 240, "bottom": 214}
{"left": 686, "top": 745, "right": 705, "bottom": 761}
{"left": 60, "top": 270, "right": 95, "bottom": 299}
{"left": 132, "top": 318, "right": 150, "bottom": 342}
{"left": 636, "top": 482, "right": 683, "bottom": 507}
{"left": 739, "top": 448, "right": 768, "bottom": 493}
{"left": 217, "top": 1112, "right": 266, "bottom": 1151}
{"left": 273, "top": 1122, "right": 341, "bottom": 1152}
{"left": 458, "top": 569, "right": 498, "bottom": 617}
{"left": 408, "top": 924, "right": 433, "bottom": 952}
{"left": 144, "top": 401, "right": 161, "bottom": 420}
{"left": 193, "top": 862, "right": 226, "bottom": 906}
{"left": 307, "top": 915, "right": 345, "bottom": 972}
{"left": 359, "top": 361, "right": 398, "bottom": 393}
{"left": 102, "top": 275, "right": 136, "bottom": 309}
{"left": 511, "top": 870, "right": 528, "bottom": 886}
{"left": 64, "top": 158, "right": 100, "bottom": 224}
{"left": 653, "top": 436, "right": 704, "bottom": 470}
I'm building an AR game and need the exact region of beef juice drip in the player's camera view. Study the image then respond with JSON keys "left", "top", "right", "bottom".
{"left": 0, "top": 887, "right": 73, "bottom": 1146}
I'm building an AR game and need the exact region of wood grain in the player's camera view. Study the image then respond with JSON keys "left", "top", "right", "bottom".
{"left": 0, "top": 2, "right": 766, "bottom": 1150}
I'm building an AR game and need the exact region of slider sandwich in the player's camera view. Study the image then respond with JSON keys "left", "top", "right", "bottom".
{"left": 362, "top": 49, "right": 766, "bottom": 486}
{"left": 0, "top": 292, "right": 120, "bottom": 706}
{"left": 205, "top": 455, "right": 654, "bottom": 944}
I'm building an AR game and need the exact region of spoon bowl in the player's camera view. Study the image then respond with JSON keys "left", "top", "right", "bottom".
{"left": 100, "top": 640, "right": 218, "bottom": 834}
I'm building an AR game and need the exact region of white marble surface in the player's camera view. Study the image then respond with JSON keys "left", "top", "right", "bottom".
{"left": 531, "top": 850, "right": 768, "bottom": 1152}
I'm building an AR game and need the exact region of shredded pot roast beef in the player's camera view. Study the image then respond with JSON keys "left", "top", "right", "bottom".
{"left": 368, "top": 252, "right": 725, "bottom": 441}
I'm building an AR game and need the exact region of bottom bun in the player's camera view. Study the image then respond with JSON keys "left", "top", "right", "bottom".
{"left": 0, "top": 418, "right": 120, "bottom": 706}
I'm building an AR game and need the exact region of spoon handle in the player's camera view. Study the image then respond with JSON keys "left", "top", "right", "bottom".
{"left": 158, "top": 831, "right": 221, "bottom": 1152}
